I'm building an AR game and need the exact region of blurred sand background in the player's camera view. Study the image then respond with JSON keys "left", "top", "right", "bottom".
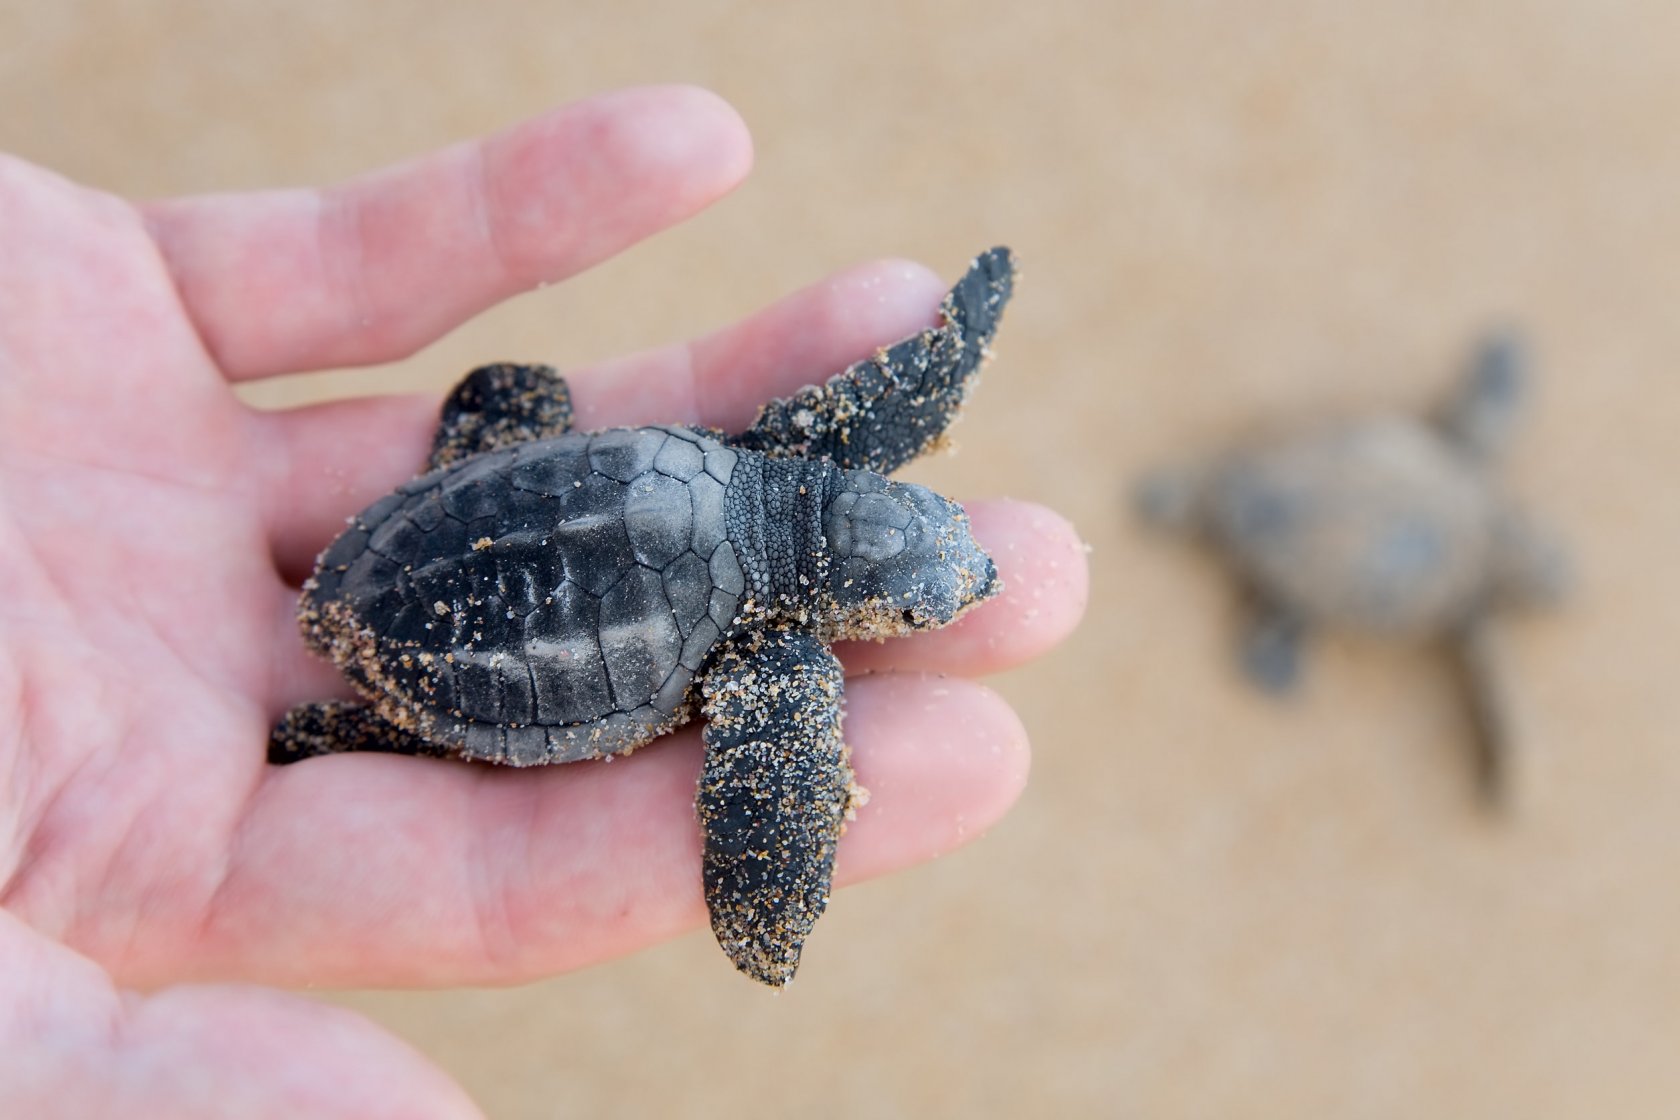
{"left": 6, "top": 2, "right": 1680, "bottom": 1116}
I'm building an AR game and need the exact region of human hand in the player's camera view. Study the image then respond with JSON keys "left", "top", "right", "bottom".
{"left": 0, "top": 86, "right": 1086, "bottom": 1117}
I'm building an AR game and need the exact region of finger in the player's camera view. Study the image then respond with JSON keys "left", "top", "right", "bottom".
{"left": 837, "top": 500, "right": 1089, "bottom": 677}
{"left": 0, "top": 913, "right": 481, "bottom": 1120}
{"left": 252, "top": 257, "right": 948, "bottom": 573}
{"left": 143, "top": 85, "right": 752, "bottom": 380}
{"left": 149, "top": 674, "right": 1027, "bottom": 989}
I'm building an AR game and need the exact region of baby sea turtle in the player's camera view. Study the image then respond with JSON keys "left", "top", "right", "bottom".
{"left": 271, "top": 248, "right": 1016, "bottom": 985}
{"left": 1137, "top": 332, "right": 1567, "bottom": 803}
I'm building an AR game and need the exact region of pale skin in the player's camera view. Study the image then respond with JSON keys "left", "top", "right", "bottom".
{"left": 0, "top": 86, "right": 1088, "bottom": 1117}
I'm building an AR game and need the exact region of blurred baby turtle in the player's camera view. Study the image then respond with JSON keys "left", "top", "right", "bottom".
{"left": 271, "top": 248, "right": 1016, "bottom": 986}
{"left": 1136, "top": 332, "right": 1567, "bottom": 804}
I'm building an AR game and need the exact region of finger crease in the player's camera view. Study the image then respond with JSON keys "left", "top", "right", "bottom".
{"left": 315, "top": 189, "right": 374, "bottom": 343}
{"left": 192, "top": 767, "right": 265, "bottom": 971}
{"left": 465, "top": 772, "right": 539, "bottom": 976}
{"left": 137, "top": 206, "right": 227, "bottom": 373}
{"left": 468, "top": 140, "right": 522, "bottom": 290}
{"left": 673, "top": 341, "right": 705, "bottom": 426}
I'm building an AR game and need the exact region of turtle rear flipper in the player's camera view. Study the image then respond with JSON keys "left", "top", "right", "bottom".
{"left": 1238, "top": 598, "right": 1309, "bottom": 694}
{"left": 697, "top": 628, "right": 854, "bottom": 988}
{"left": 429, "top": 362, "right": 574, "bottom": 470}
{"left": 1453, "top": 617, "right": 1516, "bottom": 808}
{"left": 733, "top": 246, "right": 1015, "bottom": 474}
{"left": 269, "top": 700, "right": 455, "bottom": 763}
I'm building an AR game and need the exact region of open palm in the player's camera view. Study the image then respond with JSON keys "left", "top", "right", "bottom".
{"left": 0, "top": 86, "right": 1085, "bottom": 1117}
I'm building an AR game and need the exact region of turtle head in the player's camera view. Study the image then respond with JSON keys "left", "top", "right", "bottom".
{"left": 821, "top": 474, "right": 998, "bottom": 639}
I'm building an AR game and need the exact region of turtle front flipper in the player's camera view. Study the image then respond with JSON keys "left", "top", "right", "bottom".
{"left": 697, "top": 627, "right": 855, "bottom": 987}
{"left": 268, "top": 700, "right": 455, "bottom": 763}
{"left": 428, "top": 362, "right": 574, "bottom": 470}
{"left": 1437, "top": 330, "right": 1526, "bottom": 463}
{"left": 732, "top": 247, "right": 1016, "bottom": 474}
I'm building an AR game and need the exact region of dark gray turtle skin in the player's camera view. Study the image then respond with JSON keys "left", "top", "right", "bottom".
{"left": 272, "top": 247, "right": 1016, "bottom": 986}
{"left": 1137, "top": 332, "right": 1567, "bottom": 803}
